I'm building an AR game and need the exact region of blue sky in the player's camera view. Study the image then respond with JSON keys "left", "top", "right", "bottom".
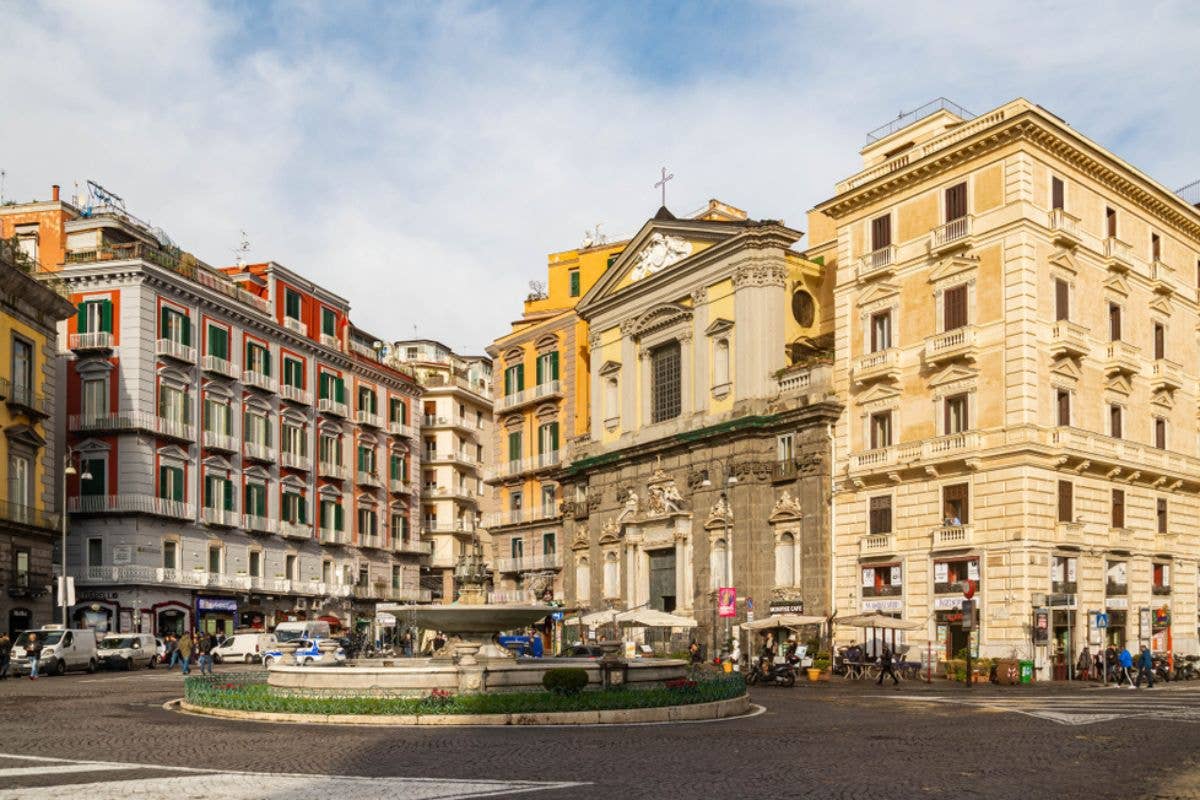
{"left": 3, "top": 1, "right": 1199, "bottom": 351}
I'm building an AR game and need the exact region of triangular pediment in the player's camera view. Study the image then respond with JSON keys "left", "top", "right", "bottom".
{"left": 928, "top": 363, "right": 979, "bottom": 388}
{"left": 1049, "top": 357, "right": 1082, "bottom": 381}
{"left": 855, "top": 383, "right": 902, "bottom": 405}
{"left": 1106, "top": 374, "right": 1133, "bottom": 395}
{"left": 856, "top": 281, "right": 900, "bottom": 307}
{"left": 599, "top": 360, "right": 621, "bottom": 376}
{"left": 1150, "top": 295, "right": 1173, "bottom": 316}
{"left": 928, "top": 254, "right": 980, "bottom": 284}
{"left": 1048, "top": 250, "right": 1078, "bottom": 275}
{"left": 4, "top": 424, "right": 46, "bottom": 448}
{"left": 1105, "top": 274, "right": 1130, "bottom": 297}
{"left": 705, "top": 317, "right": 734, "bottom": 336}
{"left": 1151, "top": 389, "right": 1175, "bottom": 409}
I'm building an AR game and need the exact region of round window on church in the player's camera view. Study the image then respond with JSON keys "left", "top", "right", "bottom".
{"left": 791, "top": 290, "right": 815, "bottom": 327}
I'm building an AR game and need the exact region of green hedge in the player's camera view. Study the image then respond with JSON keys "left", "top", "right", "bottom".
{"left": 183, "top": 672, "right": 746, "bottom": 716}
{"left": 542, "top": 668, "right": 589, "bottom": 695}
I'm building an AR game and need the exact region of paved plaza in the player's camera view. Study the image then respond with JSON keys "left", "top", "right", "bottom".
{"left": 3, "top": 667, "right": 1200, "bottom": 799}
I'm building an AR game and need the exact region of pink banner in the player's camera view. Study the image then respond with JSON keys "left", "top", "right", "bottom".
{"left": 718, "top": 587, "right": 737, "bottom": 618}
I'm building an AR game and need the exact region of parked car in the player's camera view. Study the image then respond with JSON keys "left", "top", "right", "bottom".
{"left": 557, "top": 645, "right": 605, "bottom": 659}
{"left": 154, "top": 638, "right": 166, "bottom": 666}
{"left": 96, "top": 634, "right": 157, "bottom": 670}
{"left": 262, "top": 637, "right": 345, "bottom": 667}
{"left": 212, "top": 632, "right": 277, "bottom": 664}
{"left": 272, "top": 621, "right": 331, "bottom": 643}
{"left": 9, "top": 626, "right": 98, "bottom": 676}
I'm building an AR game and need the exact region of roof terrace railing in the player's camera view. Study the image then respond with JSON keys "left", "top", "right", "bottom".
{"left": 1176, "top": 178, "right": 1200, "bottom": 208}
{"left": 864, "top": 97, "right": 975, "bottom": 144}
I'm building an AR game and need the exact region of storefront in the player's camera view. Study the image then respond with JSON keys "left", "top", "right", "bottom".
{"left": 933, "top": 557, "right": 978, "bottom": 659}
{"left": 71, "top": 600, "right": 117, "bottom": 637}
{"left": 196, "top": 596, "right": 237, "bottom": 636}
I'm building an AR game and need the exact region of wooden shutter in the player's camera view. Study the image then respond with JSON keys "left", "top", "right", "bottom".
{"left": 550, "top": 351, "right": 559, "bottom": 380}
{"left": 943, "top": 483, "right": 969, "bottom": 523}
{"left": 100, "top": 300, "right": 113, "bottom": 332}
{"left": 1152, "top": 233, "right": 1161, "bottom": 261}
{"left": 1106, "top": 207, "right": 1117, "bottom": 238}
{"left": 516, "top": 363, "right": 525, "bottom": 391}
{"left": 871, "top": 215, "right": 892, "bottom": 250}
{"left": 172, "top": 468, "right": 184, "bottom": 502}
{"left": 77, "top": 303, "right": 88, "bottom": 332}
{"left": 504, "top": 367, "right": 513, "bottom": 396}
{"left": 1112, "top": 489, "right": 1125, "bottom": 528}
{"left": 1110, "top": 405, "right": 1122, "bottom": 438}
{"left": 1109, "top": 304, "right": 1121, "bottom": 341}
{"left": 1157, "top": 498, "right": 1167, "bottom": 533}
{"left": 1154, "top": 324, "right": 1165, "bottom": 360}
{"left": 1051, "top": 177, "right": 1064, "bottom": 211}
{"left": 945, "top": 183, "right": 967, "bottom": 221}
{"left": 869, "top": 496, "right": 891, "bottom": 534}
{"left": 160, "top": 307, "right": 169, "bottom": 337}
{"left": 508, "top": 431, "right": 521, "bottom": 462}
{"left": 1156, "top": 419, "right": 1166, "bottom": 449}
{"left": 1058, "top": 481, "right": 1073, "bottom": 523}
{"left": 181, "top": 314, "right": 191, "bottom": 346}
{"left": 943, "top": 285, "right": 967, "bottom": 331}
{"left": 334, "top": 503, "right": 344, "bottom": 531}
{"left": 223, "top": 479, "right": 234, "bottom": 511}
{"left": 1054, "top": 279, "right": 1069, "bottom": 321}
{"left": 1057, "top": 390, "right": 1070, "bottom": 426}
{"left": 536, "top": 355, "right": 544, "bottom": 385}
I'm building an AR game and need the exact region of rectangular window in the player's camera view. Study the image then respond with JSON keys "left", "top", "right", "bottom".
{"left": 11, "top": 338, "right": 33, "bottom": 395}
{"left": 870, "top": 214, "right": 892, "bottom": 250}
{"left": 943, "top": 284, "right": 968, "bottom": 331}
{"left": 284, "top": 289, "right": 302, "bottom": 320}
{"left": 870, "top": 310, "right": 891, "bottom": 352}
{"left": 1109, "top": 404, "right": 1122, "bottom": 439}
{"left": 161, "top": 307, "right": 190, "bottom": 345}
{"left": 158, "top": 385, "right": 187, "bottom": 423}
{"left": 944, "top": 394, "right": 968, "bottom": 434}
{"left": 510, "top": 538, "right": 524, "bottom": 559}
{"left": 507, "top": 431, "right": 522, "bottom": 462}
{"left": 87, "top": 538, "right": 103, "bottom": 567}
{"left": 283, "top": 423, "right": 305, "bottom": 457}
{"left": 1106, "top": 206, "right": 1117, "bottom": 238}
{"left": 777, "top": 433, "right": 794, "bottom": 462}
{"left": 537, "top": 422, "right": 559, "bottom": 455}
{"left": 1155, "top": 418, "right": 1166, "bottom": 449}
{"left": 1157, "top": 498, "right": 1168, "bottom": 533}
{"left": 536, "top": 351, "right": 559, "bottom": 384}
{"left": 569, "top": 269, "right": 580, "bottom": 297}
{"left": 163, "top": 540, "right": 177, "bottom": 570}
{"left": 1112, "top": 488, "right": 1125, "bottom": 529}
{"left": 82, "top": 378, "right": 107, "bottom": 419}
{"left": 503, "top": 364, "right": 525, "bottom": 396}
{"left": 245, "top": 482, "right": 267, "bottom": 517}
{"left": 78, "top": 299, "right": 113, "bottom": 334}
{"left": 1057, "top": 480, "right": 1073, "bottom": 523}
{"left": 321, "top": 307, "right": 337, "bottom": 337}
{"left": 869, "top": 411, "right": 892, "bottom": 449}
{"left": 1056, "top": 389, "right": 1071, "bottom": 426}
{"left": 206, "top": 323, "right": 228, "bottom": 359}
{"left": 358, "top": 387, "right": 377, "bottom": 414}
{"left": 283, "top": 356, "right": 304, "bottom": 388}
{"left": 282, "top": 491, "right": 306, "bottom": 524}
{"left": 944, "top": 182, "right": 967, "bottom": 222}
{"left": 80, "top": 457, "right": 105, "bottom": 497}
{"left": 157, "top": 464, "right": 184, "bottom": 501}
{"left": 1153, "top": 323, "right": 1165, "bottom": 360}
{"left": 868, "top": 496, "right": 892, "bottom": 535}
{"left": 542, "top": 532, "right": 556, "bottom": 555}
{"left": 286, "top": 554, "right": 298, "bottom": 580}
{"left": 204, "top": 398, "right": 231, "bottom": 435}
{"left": 204, "top": 474, "right": 233, "bottom": 510}
{"left": 249, "top": 550, "right": 261, "bottom": 577}
{"left": 1051, "top": 176, "right": 1064, "bottom": 210}
{"left": 208, "top": 545, "right": 222, "bottom": 574}
{"left": 1108, "top": 303, "right": 1121, "bottom": 341}
{"left": 1054, "top": 278, "right": 1069, "bottom": 322}
{"left": 357, "top": 445, "right": 376, "bottom": 474}
{"left": 650, "top": 341, "right": 682, "bottom": 423}
{"left": 1153, "top": 563, "right": 1170, "bottom": 589}
{"left": 389, "top": 398, "right": 406, "bottom": 424}
{"left": 319, "top": 372, "right": 344, "bottom": 402}
{"left": 540, "top": 483, "right": 556, "bottom": 511}
{"left": 510, "top": 490, "right": 523, "bottom": 512}
{"left": 1151, "top": 232, "right": 1161, "bottom": 261}
{"left": 942, "top": 483, "right": 969, "bottom": 525}
{"left": 246, "top": 341, "right": 270, "bottom": 375}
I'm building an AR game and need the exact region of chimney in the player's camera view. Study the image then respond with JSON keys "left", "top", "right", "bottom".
{"left": 51, "top": 184, "right": 60, "bottom": 201}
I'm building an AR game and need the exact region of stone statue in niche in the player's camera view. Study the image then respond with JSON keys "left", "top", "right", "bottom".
{"left": 646, "top": 487, "right": 667, "bottom": 516}
{"left": 710, "top": 494, "right": 731, "bottom": 520}
{"left": 661, "top": 482, "right": 684, "bottom": 512}
{"left": 629, "top": 233, "right": 693, "bottom": 282}
{"left": 620, "top": 490, "right": 640, "bottom": 520}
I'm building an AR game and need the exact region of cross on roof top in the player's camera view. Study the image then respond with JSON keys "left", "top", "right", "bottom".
{"left": 654, "top": 166, "right": 674, "bottom": 207}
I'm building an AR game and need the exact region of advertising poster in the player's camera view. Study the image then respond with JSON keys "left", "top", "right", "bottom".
{"left": 718, "top": 587, "right": 737, "bottom": 618}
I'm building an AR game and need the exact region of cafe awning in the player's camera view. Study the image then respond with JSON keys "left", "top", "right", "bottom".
{"left": 742, "top": 614, "right": 826, "bottom": 631}
{"left": 833, "top": 612, "right": 924, "bottom": 631}
{"left": 577, "top": 608, "right": 698, "bottom": 628}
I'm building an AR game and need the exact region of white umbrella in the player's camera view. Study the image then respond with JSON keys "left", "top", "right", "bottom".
{"left": 742, "top": 613, "right": 826, "bottom": 631}
{"left": 614, "top": 608, "right": 698, "bottom": 628}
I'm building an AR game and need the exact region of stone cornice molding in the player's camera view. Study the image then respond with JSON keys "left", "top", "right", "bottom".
{"left": 732, "top": 262, "right": 788, "bottom": 288}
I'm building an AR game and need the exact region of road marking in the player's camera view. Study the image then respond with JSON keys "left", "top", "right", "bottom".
{"left": 886, "top": 691, "right": 1200, "bottom": 726}
{"left": 0, "top": 753, "right": 584, "bottom": 799}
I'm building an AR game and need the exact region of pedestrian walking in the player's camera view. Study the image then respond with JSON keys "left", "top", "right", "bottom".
{"left": 1076, "top": 646, "right": 1091, "bottom": 681}
{"left": 25, "top": 632, "right": 43, "bottom": 680}
{"left": 1117, "top": 646, "right": 1135, "bottom": 687}
{"left": 177, "top": 631, "right": 193, "bottom": 675}
{"left": 1135, "top": 645, "right": 1155, "bottom": 689}
{"left": 196, "top": 633, "right": 214, "bottom": 675}
{"left": 876, "top": 645, "right": 900, "bottom": 687}
{"left": 0, "top": 632, "right": 11, "bottom": 680}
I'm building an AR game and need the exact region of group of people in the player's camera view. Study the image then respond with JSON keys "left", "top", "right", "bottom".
{"left": 161, "top": 631, "right": 220, "bottom": 675}
{"left": 0, "top": 631, "right": 38, "bottom": 679}
{"left": 1075, "top": 644, "right": 1159, "bottom": 688}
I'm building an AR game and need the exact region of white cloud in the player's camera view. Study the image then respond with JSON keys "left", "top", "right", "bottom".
{"left": 2, "top": 1, "right": 1198, "bottom": 349}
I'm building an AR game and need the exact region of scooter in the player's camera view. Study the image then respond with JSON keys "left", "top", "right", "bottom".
{"left": 1152, "top": 653, "right": 1172, "bottom": 683}
{"left": 746, "top": 657, "right": 796, "bottom": 688}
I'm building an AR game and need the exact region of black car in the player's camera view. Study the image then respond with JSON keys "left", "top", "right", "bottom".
{"left": 558, "top": 645, "right": 604, "bottom": 659}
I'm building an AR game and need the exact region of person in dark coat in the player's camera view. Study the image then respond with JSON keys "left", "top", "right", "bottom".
{"left": 1135, "top": 645, "right": 1155, "bottom": 688}
{"left": 0, "top": 632, "right": 11, "bottom": 679}
{"left": 876, "top": 646, "right": 900, "bottom": 687}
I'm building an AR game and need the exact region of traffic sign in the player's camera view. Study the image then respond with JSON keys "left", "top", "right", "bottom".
{"left": 1096, "top": 612, "right": 1108, "bottom": 629}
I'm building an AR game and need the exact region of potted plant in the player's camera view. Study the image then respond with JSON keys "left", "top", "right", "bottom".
{"left": 809, "top": 654, "right": 830, "bottom": 682}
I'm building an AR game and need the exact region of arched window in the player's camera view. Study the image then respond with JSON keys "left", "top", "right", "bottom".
{"left": 575, "top": 557, "right": 591, "bottom": 603}
{"left": 603, "top": 552, "right": 620, "bottom": 599}
{"left": 713, "top": 338, "right": 730, "bottom": 387}
{"left": 710, "top": 538, "right": 727, "bottom": 590}
{"left": 775, "top": 532, "right": 796, "bottom": 587}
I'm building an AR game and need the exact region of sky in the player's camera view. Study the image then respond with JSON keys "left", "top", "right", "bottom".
{"left": 2, "top": 0, "right": 1199, "bottom": 353}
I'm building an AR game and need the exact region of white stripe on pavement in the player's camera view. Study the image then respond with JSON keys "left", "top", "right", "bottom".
{"left": 0, "top": 763, "right": 139, "bottom": 777}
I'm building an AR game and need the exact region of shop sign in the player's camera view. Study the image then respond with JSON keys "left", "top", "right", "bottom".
{"left": 77, "top": 590, "right": 119, "bottom": 601}
{"left": 197, "top": 597, "right": 237, "bottom": 612}
{"left": 717, "top": 587, "right": 737, "bottom": 618}
{"left": 769, "top": 601, "right": 805, "bottom": 614}
{"left": 111, "top": 545, "right": 133, "bottom": 565}
{"left": 861, "top": 598, "right": 903, "bottom": 612}
{"left": 932, "top": 596, "right": 962, "bottom": 611}
{"left": 1139, "top": 607, "right": 1152, "bottom": 640}
{"left": 1104, "top": 597, "right": 1129, "bottom": 610}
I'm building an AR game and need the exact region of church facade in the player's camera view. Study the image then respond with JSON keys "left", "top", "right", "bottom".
{"left": 559, "top": 201, "right": 841, "bottom": 652}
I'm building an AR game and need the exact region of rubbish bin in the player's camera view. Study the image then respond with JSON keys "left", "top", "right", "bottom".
{"left": 995, "top": 658, "right": 1020, "bottom": 686}
{"left": 1018, "top": 660, "right": 1034, "bottom": 684}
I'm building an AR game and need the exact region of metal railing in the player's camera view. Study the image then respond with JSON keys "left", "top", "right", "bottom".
{"left": 244, "top": 441, "right": 276, "bottom": 462}
{"left": 279, "top": 384, "right": 312, "bottom": 405}
{"left": 864, "top": 97, "right": 975, "bottom": 144}
{"left": 243, "top": 514, "right": 277, "bottom": 534}
{"left": 387, "top": 421, "right": 419, "bottom": 438}
{"left": 70, "top": 410, "right": 195, "bottom": 440}
{"left": 317, "top": 398, "right": 348, "bottom": 417}
{"left": 319, "top": 461, "right": 350, "bottom": 480}
{"left": 320, "top": 333, "right": 340, "bottom": 350}
{"left": 202, "top": 430, "right": 238, "bottom": 451}
{"left": 156, "top": 338, "right": 196, "bottom": 363}
{"left": 930, "top": 215, "right": 973, "bottom": 250}
{"left": 498, "top": 379, "right": 561, "bottom": 410}
{"left": 68, "top": 494, "right": 194, "bottom": 519}
{"left": 857, "top": 244, "right": 896, "bottom": 279}
{"left": 318, "top": 527, "right": 350, "bottom": 545}
{"left": 0, "top": 499, "right": 58, "bottom": 530}
{"left": 280, "top": 451, "right": 312, "bottom": 471}
{"left": 242, "top": 370, "right": 277, "bottom": 393}
{"left": 392, "top": 539, "right": 432, "bottom": 555}
{"left": 4, "top": 381, "right": 49, "bottom": 416}
{"left": 480, "top": 505, "right": 559, "bottom": 528}
{"left": 201, "top": 355, "right": 237, "bottom": 378}
{"left": 283, "top": 317, "right": 307, "bottom": 336}
{"left": 69, "top": 332, "right": 114, "bottom": 350}
{"left": 355, "top": 410, "right": 384, "bottom": 428}
{"left": 356, "top": 471, "right": 383, "bottom": 488}
{"left": 494, "top": 552, "right": 562, "bottom": 572}
{"left": 278, "top": 520, "right": 311, "bottom": 540}
{"left": 202, "top": 507, "right": 239, "bottom": 527}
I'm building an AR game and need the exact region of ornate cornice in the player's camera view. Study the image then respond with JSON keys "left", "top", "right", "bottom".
{"left": 732, "top": 262, "right": 787, "bottom": 288}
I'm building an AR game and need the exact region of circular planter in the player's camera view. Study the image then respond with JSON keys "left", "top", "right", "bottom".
{"left": 806, "top": 668, "right": 822, "bottom": 682}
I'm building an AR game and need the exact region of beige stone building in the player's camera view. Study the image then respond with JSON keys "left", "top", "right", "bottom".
{"left": 389, "top": 340, "right": 493, "bottom": 602}
{"left": 808, "top": 98, "right": 1200, "bottom": 673}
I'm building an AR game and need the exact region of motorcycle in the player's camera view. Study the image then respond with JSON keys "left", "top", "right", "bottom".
{"left": 1152, "top": 653, "right": 1173, "bottom": 683}
{"left": 1170, "top": 654, "right": 1197, "bottom": 681}
{"left": 746, "top": 657, "right": 796, "bottom": 688}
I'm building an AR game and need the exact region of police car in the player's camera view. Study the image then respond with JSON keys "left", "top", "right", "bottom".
{"left": 262, "top": 637, "right": 346, "bottom": 667}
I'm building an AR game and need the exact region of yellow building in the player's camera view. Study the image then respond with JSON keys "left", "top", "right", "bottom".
{"left": 0, "top": 238, "right": 76, "bottom": 633}
{"left": 810, "top": 98, "right": 1200, "bottom": 675}
{"left": 483, "top": 237, "right": 626, "bottom": 602}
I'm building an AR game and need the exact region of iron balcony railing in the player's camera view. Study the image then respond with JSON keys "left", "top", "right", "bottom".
{"left": 0, "top": 499, "right": 59, "bottom": 530}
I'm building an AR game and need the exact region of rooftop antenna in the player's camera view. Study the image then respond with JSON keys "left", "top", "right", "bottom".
{"left": 0, "top": 169, "right": 6, "bottom": 204}
{"left": 233, "top": 230, "right": 251, "bottom": 266}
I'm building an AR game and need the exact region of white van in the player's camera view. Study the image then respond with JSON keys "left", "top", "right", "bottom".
{"left": 212, "top": 632, "right": 277, "bottom": 664}
{"left": 96, "top": 633, "right": 157, "bottom": 670}
{"left": 273, "top": 621, "right": 331, "bottom": 643}
{"left": 10, "top": 626, "right": 98, "bottom": 676}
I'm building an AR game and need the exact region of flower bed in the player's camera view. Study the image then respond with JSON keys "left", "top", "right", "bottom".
{"left": 183, "top": 672, "right": 745, "bottom": 716}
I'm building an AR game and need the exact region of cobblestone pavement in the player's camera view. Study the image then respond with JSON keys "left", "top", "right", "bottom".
{"left": 1, "top": 666, "right": 1200, "bottom": 799}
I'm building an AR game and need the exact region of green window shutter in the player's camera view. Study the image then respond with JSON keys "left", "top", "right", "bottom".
{"left": 203, "top": 401, "right": 211, "bottom": 430}
{"left": 172, "top": 468, "right": 184, "bottom": 502}
{"left": 298, "top": 495, "right": 307, "bottom": 524}
{"left": 81, "top": 460, "right": 104, "bottom": 496}
{"left": 536, "top": 356, "right": 543, "bottom": 385}
{"left": 335, "top": 503, "right": 344, "bottom": 531}
{"left": 257, "top": 486, "right": 267, "bottom": 516}
{"left": 401, "top": 457, "right": 408, "bottom": 481}
{"left": 224, "top": 405, "right": 232, "bottom": 431}
{"left": 569, "top": 270, "right": 580, "bottom": 297}
{"left": 158, "top": 466, "right": 167, "bottom": 499}
{"left": 76, "top": 303, "right": 87, "bottom": 331}
{"left": 336, "top": 378, "right": 345, "bottom": 403}
{"left": 160, "top": 307, "right": 168, "bottom": 337}
{"left": 508, "top": 431, "right": 521, "bottom": 461}
{"left": 504, "top": 368, "right": 512, "bottom": 396}
{"left": 390, "top": 456, "right": 399, "bottom": 480}
{"left": 550, "top": 422, "right": 559, "bottom": 451}
{"left": 262, "top": 347, "right": 271, "bottom": 376}
{"left": 244, "top": 483, "right": 252, "bottom": 509}
{"left": 183, "top": 392, "right": 192, "bottom": 423}
{"left": 182, "top": 316, "right": 191, "bottom": 346}
{"left": 100, "top": 300, "right": 113, "bottom": 333}
{"left": 223, "top": 479, "right": 233, "bottom": 511}
{"left": 550, "top": 351, "right": 559, "bottom": 381}
{"left": 516, "top": 364, "right": 524, "bottom": 391}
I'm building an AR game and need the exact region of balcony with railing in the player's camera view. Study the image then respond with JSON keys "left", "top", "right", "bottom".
{"left": 278, "top": 520, "right": 311, "bottom": 540}
{"left": 243, "top": 441, "right": 276, "bottom": 463}
{"left": 202, "top": 430, "right": 238, "bottom": 452}
{"left": 422, "top": 520, "right": 476, "bottom": 535}
{"left": 319, "top": 527, "right": 350, "bottom": 545}
{"left": 320, "top": 333, "right": 340, "bottom": 350}
{"left": 280, "top": 451, "right": 312, "bottom": 472}
{"left": 1050, "top": 320, "right": 1090, "bottom": 359}
{"left": 319, "top": 461, "right": 350, "bottom": 480}
{"left": 4, "top": 382, "right": 50, "bottom": 418}
{"left": 357, "top": 534, "right": 386, "bottom": 550}
{"left": 69, "top": 410, "right": 194, "bottom": 441}
{"left": 1104, "top": 341, "right": 1141, "bottom": 376}
{"left": 349, "top": 340, "right": 379, "bottom": 360}
{"left": 201, "top": 355, "right": 238, "bottom": 379}
{"left": 1104, "top": 237, "right": 1134, "bottom": 271}
{"left": 861, "top": 583, "right": 903, "bottom": 598}
{"left": 498, "top": 380, "right": 562, "bottom": 411}
{"left": 385, "top": 586, "right": 433, "bottom": 603}
{"left": 1152, "top": 583, "right": 1172, "bottom": 596}
{"left": 280, "top": 384, "right": 312, "bottom": 405}
{"left": 1048, "top": 208, "right": 1081, "bottom": 248}
{"left": 355, "top": 409, "right": 384, "bottom": 428}
{"left": 318, "top": 398, "right": 348, "bottom": 417}
{"left": 202, "top": 506, "right": 239, "bottom": 527}
{"left": 155, "top": 338, "right": 196, "bottom": 363}
{"left": 929, "top": 215, "right": 974, "bottom": 254}
{"left": 69, "top": 332, "right": 114, "bottom": 352}
{"left": 923, "top": 325, "right": 977, "bottom": 364}
{"left": 1105, "top": 581, "right": 1128, "bottom": 597}
{"left": 858, "top": 533, "right": 895, "bottom": 556}
{"left": 1150, "top": 358, "right": 1182, "bottom": 392}
{"left": 389, "top": 478, "right": 413, "bottom": 494}
{"left": 242, "top": 370, "right": 277, "bottom": 393}
{"left": 68, "top": 494, "right": 194, "bottom": 519}
{"left": 387, "top": 420, "right": 419, "bottom": 439}
{"left": 480, "top": 505, "right": 559, "bottom": 529}
{"left": 931, "top": 524, "right": 974, "bottom": 550}
{"left": 392, "top": 539, "right": 432, "bottom": 555}
{"left": 356, "top": 471, "right": 384, "bottom": 489}
{"left": 0, "top": 499, "right": 58, "bottom": 531}
{"left": 283, "top": 316, "right": 307, "bottom": 336}
{"left": 243, "top": 514, "right": 277, "bottom": 535}
{"left": 851, "top": 348, "right": 900, "bottom": 383}
{"left": 495, "top": 552, "right": 562, "bottom": 573}
{"left": 856, "top": 244, "right": 897, "bottom": 281}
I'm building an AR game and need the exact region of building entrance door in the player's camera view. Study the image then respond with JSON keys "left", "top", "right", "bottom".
{"left": 648, "top": 549, "right": 676, "bottom": 613}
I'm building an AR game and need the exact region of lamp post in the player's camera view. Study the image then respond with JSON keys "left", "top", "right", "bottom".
{"left": 60, "top": 449, "right": 92, "bottom": 627}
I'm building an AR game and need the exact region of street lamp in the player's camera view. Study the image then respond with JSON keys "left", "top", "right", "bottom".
{"left": 61, "top": 450, "right": 92, "bottom": 626}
